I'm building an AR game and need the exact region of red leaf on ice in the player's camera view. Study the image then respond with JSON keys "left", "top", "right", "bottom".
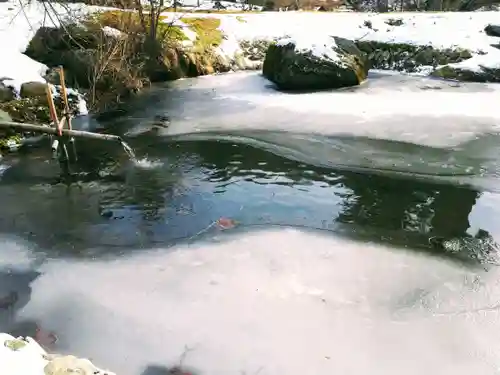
{"left": 34, "top": 325, "right": 58, "bottom": 348}
{"left": 216, "top": 217, "right": 237, "bottom": 230}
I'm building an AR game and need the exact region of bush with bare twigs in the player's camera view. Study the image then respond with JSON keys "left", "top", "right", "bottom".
{"left": 23, "top": 0, "right": 195, "bottom": 111}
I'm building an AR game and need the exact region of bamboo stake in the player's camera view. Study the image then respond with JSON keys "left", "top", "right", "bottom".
{"left": 58, "top": 66, "right": 78, "bottom": 162}
{"left": 45, "top": 85, "right": 60, "bottom": 135}
{"left": 58, "top": 66, "right": 71, "bottom": 130}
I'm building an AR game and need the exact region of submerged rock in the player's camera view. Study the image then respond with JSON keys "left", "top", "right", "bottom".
{"left": 263, "top": 35, "right": 368, "bottom": 90}
{"left": 429, "top": 229, "right": 500, "bottom": 265}
{"left": 0, "top": 333, "right": 115, "bottom": 375}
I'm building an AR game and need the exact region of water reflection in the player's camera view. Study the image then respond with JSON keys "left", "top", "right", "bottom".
{"left": 0, "top": 136, "right": 496, "bottom": 265}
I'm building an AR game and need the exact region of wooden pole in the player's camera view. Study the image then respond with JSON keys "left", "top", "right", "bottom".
{"left": 58, "top": 66, "right": 71, "bottom": 127}
{"left": 0, "top": 121, "right": 125, "bottom": 143}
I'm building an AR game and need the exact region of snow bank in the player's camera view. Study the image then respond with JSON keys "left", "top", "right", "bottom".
{"left": 168, "top": 10, "right": 500, "bottom": 74}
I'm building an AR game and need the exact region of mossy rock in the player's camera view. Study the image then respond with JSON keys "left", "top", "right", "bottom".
{"left": 150, "top": 45, "right": 228, "bottom": 81}
{"left": 431, "top": 65, "right": 500, "bottom": 83}
{"left": 25, "top": 25, "right": 100, "bottom": 66}
{"left": 263, "top": 36, "right": 368, "bottom": 90}
{"left": 0, "top": 97, "right": 51, "bottom": 124}
{"left": 240, "top": 39, "right": 273, "bottom": 61}
{"left": 355, "top": 40, "right": 472, "bottom": 72}
{"left": 180, "top": 17, "right": 223, "bottom": 51}
{"left": 0, "top": 107, "right": 29, "bottom": 152}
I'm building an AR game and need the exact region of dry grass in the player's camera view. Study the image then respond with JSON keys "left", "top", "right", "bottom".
{"left": 91, "top": 10, "right": 187, "bottom": 42}
{"left": 87, "top": 29, "right": 148, "bottom": 111}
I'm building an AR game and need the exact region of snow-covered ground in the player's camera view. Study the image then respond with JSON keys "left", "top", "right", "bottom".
{"left": 0, "top": 0, "right": 500, "bottom": 96}
{"left": 170, "top": 11, "right": 500, "bottom": 72}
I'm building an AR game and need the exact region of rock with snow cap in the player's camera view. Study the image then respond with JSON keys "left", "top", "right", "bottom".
{"left": 262, "top": 34, "right": 368, "bottom": 91}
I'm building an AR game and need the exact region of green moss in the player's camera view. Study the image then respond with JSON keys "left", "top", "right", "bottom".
{"left": 4, "top": 339, "right": 27, "bottom": 351}
{"left": 0, "top": 98, "right": 51, "bottom": 125}
{"left": 180, "top": 17, "right": 223, "bottom": 50}
{"left": 0, "top": 101, "right": 47, "bottom": 151}
{"left": 157, "top": 23, "right": 189, "bottom": 43}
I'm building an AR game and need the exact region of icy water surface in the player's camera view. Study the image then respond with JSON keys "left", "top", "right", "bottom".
{"left": 1, "top": 71, "right": 500, "bottom": 375}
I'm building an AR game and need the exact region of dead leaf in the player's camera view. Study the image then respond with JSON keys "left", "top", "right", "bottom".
{"left": 216, "top": 217, "right": 237, "bottom": 230}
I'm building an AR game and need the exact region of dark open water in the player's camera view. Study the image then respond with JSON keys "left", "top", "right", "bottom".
{"left": 1, "top": 71, "right": 500, "bottom": 375}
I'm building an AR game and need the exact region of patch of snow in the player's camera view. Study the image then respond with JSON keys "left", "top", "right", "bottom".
{"left": 69, "top": 88, "right": 89, "bottom": 116}
{"left": 181, "top": 25, "right": 199, "bottom": 41}
{"left": 159, "top": 17, "right": 198, "bottom": 42}
{"left": 277, "top": 34, "right": 343, "bottom": 62}
{"left": 449, "top": 47, "right": 500, "bottom": 71}
{"left": 50, "top": 85, "right": 89, "bottom": 116}
{"left": 102, "top": 25, "right": 123, "bottom": 38}
{"left": 0, "top": 54, "right": 47, "bottom": 94}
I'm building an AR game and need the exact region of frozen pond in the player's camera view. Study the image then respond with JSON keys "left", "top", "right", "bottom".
{"left": 1, "top": 71, "right": 500, "bottom": 375}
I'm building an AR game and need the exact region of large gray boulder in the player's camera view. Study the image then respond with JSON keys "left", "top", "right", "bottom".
{"left": 262, "top": 35, "right": 368, "bottom": 90}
